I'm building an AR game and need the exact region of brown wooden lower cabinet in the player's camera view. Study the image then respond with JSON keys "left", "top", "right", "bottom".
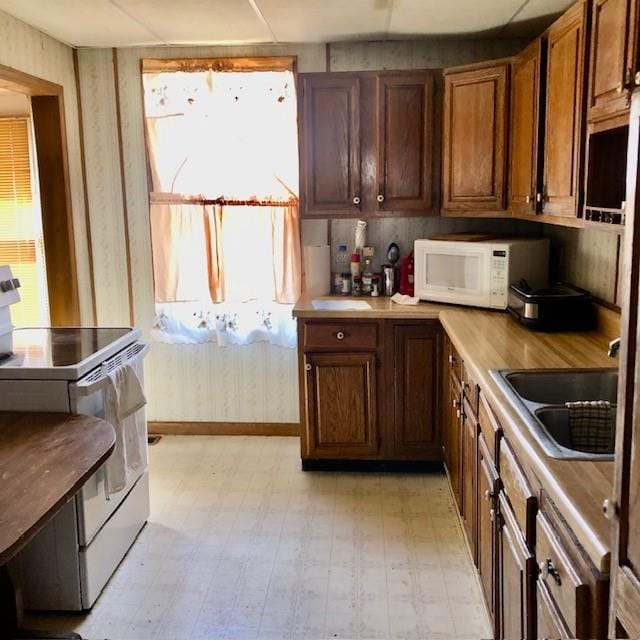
{"left": 498, "top": 492, "right": 536, "bottom": 640}
{"left": 298, "top": 318, "right": 442, "bottom": 463}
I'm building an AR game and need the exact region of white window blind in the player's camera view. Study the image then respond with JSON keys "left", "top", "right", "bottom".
{"left": 0, "top": 116, "right": 49, "bottom": 326}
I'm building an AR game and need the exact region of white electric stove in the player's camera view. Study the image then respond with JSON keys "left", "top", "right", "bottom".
{"left": 0, "top": 270, "right": 150, "bottom": 611}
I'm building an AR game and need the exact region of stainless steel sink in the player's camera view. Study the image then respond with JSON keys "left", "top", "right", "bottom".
{"left": 490, "top": 368, "right": 618, "bottom": 460}
{"left": 502, "top": 369, "right": 619, "bottom": 404}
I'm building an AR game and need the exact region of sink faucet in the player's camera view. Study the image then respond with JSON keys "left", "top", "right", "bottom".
{"left": 608, "top": 337, "right": 621, "bottom": 357}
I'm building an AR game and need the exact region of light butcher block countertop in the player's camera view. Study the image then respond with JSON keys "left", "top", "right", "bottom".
{"left": 293, "top": 294, "right": 618, "bottom": 572}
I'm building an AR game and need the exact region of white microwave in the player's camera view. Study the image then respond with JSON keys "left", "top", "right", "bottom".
{"left": 414, "top": 237, "right": 550, "bottom": 309}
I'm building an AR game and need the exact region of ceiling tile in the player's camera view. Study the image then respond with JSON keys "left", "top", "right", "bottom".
{"left": 114, "top": 0, "right": 272, "bottom": 45}
{"left": 0, "top": 0, "right": 159, "bottom": 46}
{"left": 389, "top": 0, "right": 521, "bottom": 36}
{"left": 255, "top": 0, "right": 390, "bottom": 42}
{"left": 501, "top": 0, "right": 575, "bottom": 36}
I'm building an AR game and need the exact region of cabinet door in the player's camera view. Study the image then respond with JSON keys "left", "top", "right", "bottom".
{"left": 391, "top": 324, "right": 441, "bottom": 459}
{"left": 478, "top": 437, "right": 499, "bottom": 634}
{"left": 461, "top": 409, "right": 477, "bottom": 556}
{"left": 498, "top": 494, "right": 536, "bottom": 640}
{"left": 509, "top": 39, "right": 545, "bottom": 217}
{"left": 609, "top": 92, "right": 640, "bottom": 639}
{"left": 443, "top": 63, "right": 509, "bottom": 212}
{"left": 299, "top": 74, "right": 361, "bottom": 215}
{"left": 588, "top": 0, "right": 640, "bottom": 122}
{"left": 537, "top": 582, "right": 572, "bottom": 640}
{"left": 542, "top": 1, "right": 588, "bottom": 218}
{"left": 376, "top": 73, "right": 438, "bottom": 213}
{"left": 449, "top": 378, "right": 463, "bottom": 511}
{"left": 303, "top": 352, "right": 379, "bottom": 458}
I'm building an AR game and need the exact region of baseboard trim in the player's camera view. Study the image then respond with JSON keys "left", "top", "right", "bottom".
{"left": 301, "top": 459, "right": 444, "bottom": 473}
{"left": 148, "top": 421, "right": 300, "bottom": 436}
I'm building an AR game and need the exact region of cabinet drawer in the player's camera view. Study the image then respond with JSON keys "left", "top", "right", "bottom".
{"left": 536, "top": 512, "right": 590, "bottom": 638}
{"left": 302, "top": 322, "right": 378, "bottom": 350}
{"left": 499, "top": 439, "right": 537, "bottom": 545}
{"left": 478, "top": 394, "right": 502, "bottom": 464}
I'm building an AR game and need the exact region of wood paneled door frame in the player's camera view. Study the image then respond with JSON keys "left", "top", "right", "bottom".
{"left": 0, "top": 63, "right": 80, "bottom": 326}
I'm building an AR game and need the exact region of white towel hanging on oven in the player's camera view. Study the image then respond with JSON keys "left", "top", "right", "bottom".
{"left": 103, "top": 360, "right": 147, "bottom": 496}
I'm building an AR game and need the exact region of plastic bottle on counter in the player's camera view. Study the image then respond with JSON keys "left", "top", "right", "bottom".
{"left": 362, "top": 257, "right": 373, "bottom": 295}
{"left": 371, "top": 274, "right": 380, "bottom": 297}
{"left": 340, "top": 272, "right": 352, "bottom": 295}
{"left": 352, "top": 275, "right": 362, "bottom": 296}
{"left": 350, "top": 252, "right": 361, "bottom": 278}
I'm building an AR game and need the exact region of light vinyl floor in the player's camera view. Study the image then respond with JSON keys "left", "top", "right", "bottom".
{"left": 26, "top": 436, "right": 491, "bottom": 640}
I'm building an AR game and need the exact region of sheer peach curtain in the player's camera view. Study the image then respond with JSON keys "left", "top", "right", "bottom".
{"left": 144, "top": 67, "right": 301, "bottom": 306}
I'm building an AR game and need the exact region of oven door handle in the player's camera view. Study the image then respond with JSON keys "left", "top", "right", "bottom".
{"left": 70, "top": 342, "right": 149, "bottom": 399}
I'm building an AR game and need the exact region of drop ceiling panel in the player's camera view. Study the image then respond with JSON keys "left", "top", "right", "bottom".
{"left": 0, "top": 0, "right": 157, "bottom": 46}
{"left": 389, "top": 0, "right": 523, "bottom": 36}
{"left": 256, "top": 0, "right": 389, "bottom": 42}
{"left": 112, "top": 0, "right": 272, "bottom": 45}
{"left": 501, "top": 0, "right": 575, "bottom": 36}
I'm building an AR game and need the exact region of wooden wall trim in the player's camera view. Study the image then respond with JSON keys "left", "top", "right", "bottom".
{"left": 0, "top": 63, "right": 81, "bottom": 326}
{"left": 112, "top": 48, "right": 135, "bottom": 325}
{"left": 73, "top": 49, "right": 97, "bottom": 324}
{"left": 148, "top": 421, "right": 300, "bottom": 437}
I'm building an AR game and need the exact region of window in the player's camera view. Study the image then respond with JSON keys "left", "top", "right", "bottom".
{"left": 0, "top": 116, "right": 49, "bottom": 327}
{"left": 142, "top": 58, "right": 300, "bottom": 347}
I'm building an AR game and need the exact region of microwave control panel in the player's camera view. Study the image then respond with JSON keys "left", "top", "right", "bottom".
{"left": 489, "top": 249, "right": 508, "bottom": 308}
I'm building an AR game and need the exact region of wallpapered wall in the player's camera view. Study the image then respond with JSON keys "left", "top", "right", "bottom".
{"left": 0, "top": 10, "right": 94, "bottom": 323}
{"left": 75, "top": 37, "right": 622, "bottom": 423}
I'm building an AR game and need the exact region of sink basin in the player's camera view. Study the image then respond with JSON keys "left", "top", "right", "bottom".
{"left": 503, "top": 369, "right": 618, "bottom": 404}
{"left": 311, "top": 299, "right": 372, "bottom": 311}
{"left": 490, "top": 368, "right": 618, "bottom": 461}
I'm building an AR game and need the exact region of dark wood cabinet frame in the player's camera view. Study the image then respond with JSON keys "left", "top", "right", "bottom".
{"left": 0, "top": 63, "right": 80, "bottom": 326}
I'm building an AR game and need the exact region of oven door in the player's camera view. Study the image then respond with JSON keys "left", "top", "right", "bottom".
{"left": 70, "top": 341, "right": 149, "bottom": 546}
{"left": 415, "top": 242, "right": 493, "bottom": 307}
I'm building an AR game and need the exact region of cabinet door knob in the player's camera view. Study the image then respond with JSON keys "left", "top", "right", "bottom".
{"left": 448, "top": 354, "right": 456, "bottom": 365}
{"left": 377, "top": 194, "right": 385, "bottom": 203}
{"left": 452, "top": 399, "right": 458, "bottom": 408}
{"left": 635, "top": 71, "right": 640, "bottom": 86}
{"left": 536, "top": 192, "right": 542, "bottom": 203}
{"left": 336, "top": 331, "right": 345, "bottom": 340}
{"left": 539, "top": 559, "right": 561, "bottom": 586}
{"left": 305, "top": 363, "right": 312, "bottom": 371}
{"left": 352, "top": 196, "right": 361, "bottom": 205}
{"left": 456, "top": 409, "right": 461, "bottom": 419}
{"left": 616, "top": 81, "right": 624, "bottom": 93}
{"left": 489, "top": 508, "right": 495, "bottom": 522}
{"left": 484, "top": 489, "right": 493, "bottom": 502}
{"left": 603, "top": 498, "right": 618, "bottom": 520}
{"left": 525, "top": 195, "right": 531, "bottom": 204}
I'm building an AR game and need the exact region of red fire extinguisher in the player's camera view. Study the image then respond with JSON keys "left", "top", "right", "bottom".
{"left": 399, "top": 251, "right": 414, "bottom": 296}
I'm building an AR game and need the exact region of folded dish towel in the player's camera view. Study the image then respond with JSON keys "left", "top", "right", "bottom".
{"left": 103, "top": 361, "right": 147, "bottom": 496}
{"left": 565, "top": 400, "right": 615, "bottom": 454}
{"left": 391, "top": 293, "right": 420, "bottom": 306}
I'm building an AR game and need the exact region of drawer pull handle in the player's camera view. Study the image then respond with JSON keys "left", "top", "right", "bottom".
{"left": 539, "top": 559, "right": 562, "bottom": 586}
{"left": 336, "top": 331, "right": 345, "bottom": 340}
{"left": 305, "top": 363, "right": 312, "bottom": 372}
{"left": 484, "top": 489, "right": 493, "bottom": 502}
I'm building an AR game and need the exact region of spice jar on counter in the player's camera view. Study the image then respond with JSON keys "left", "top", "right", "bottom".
{"left": 352, "top": 275, "right": 362, "bottom": 296}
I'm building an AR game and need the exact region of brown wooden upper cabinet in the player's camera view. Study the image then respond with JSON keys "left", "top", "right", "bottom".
{"left": 298, "top": 74, "right": 361, "bottom": 215}
{"left": 541, "top": 0, "right": 589, "bottom": 219}
{"left": 376, "top": 73, "right": 437, "bottom": 212}
{"left": 509, "top": 39, "right": 546, "bottom": 217}
{"left": 298, "top": 71, "right": 439, "bottom": 217}
{"left": 588, "top": 0, "right": 640, "bottom": 123}
{"left": 442, "top": 62, "right": 509, "bottom": 214}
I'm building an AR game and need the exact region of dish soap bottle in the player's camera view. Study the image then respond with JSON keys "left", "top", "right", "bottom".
{"left": 399, "top": 251, "right": 414, "bottom": 296}
{"left": 362, "top": 257, "right": 373, "bottom": 295}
